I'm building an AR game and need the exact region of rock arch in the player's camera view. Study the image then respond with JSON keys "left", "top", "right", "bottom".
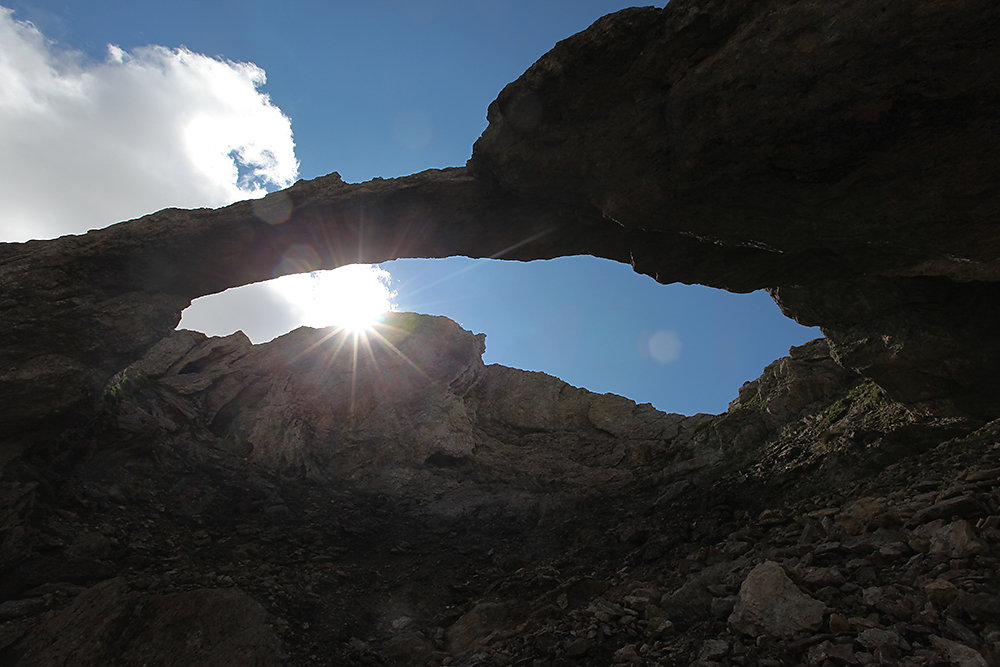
{"left": 1, "top": 0, "right": 999, "bottom": 434}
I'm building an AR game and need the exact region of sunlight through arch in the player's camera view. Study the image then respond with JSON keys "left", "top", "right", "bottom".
{"left": 268, "top": 264, "right": 397, "bottom": 334}
{"left": 178, "top": 256, "right": 821, "bottom": 416}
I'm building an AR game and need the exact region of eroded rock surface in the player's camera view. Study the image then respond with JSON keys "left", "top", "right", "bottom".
{"left": 0, "top": 318, "right": 997, "bottom": 665}
{"left": 107, "top": 313, "right": 712, "bottom": 510}
{"left": 17, "top": 578, "right": 283, "bottom": 666}
{"left": 1, "top": 0, "right": 999, "bottom": 432}
{"left": 728, "top": 560, "right": 826, "bottom": 638}
{"left": 1, "top": 0, "right": 999, "bottom": 663}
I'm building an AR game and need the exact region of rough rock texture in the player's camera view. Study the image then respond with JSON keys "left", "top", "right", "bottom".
{"left": 1, "top": 318, "right": 997, "bottom": 665}
{"left": 1, "top": 0, "right": 999, "bottom": 434}
{"left": 16, "top": 578, "right": 283, "bottom": 666}
{"left": 106, "top": 313, "right": 712, "bottom": 508}
{"left": 727, "top": 560, "right": 826, "bottom": 638}
{"left": 471, "top": 0, "right": 1000, "bottom": 417}
{"left": 1, "top": 0, "right": 1000, "bottom": 664}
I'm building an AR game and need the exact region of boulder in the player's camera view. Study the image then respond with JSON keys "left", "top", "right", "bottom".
{"left": 728, "top": 561, "right": 826, "bottom": 638}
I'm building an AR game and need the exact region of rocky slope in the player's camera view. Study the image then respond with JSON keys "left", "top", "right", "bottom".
{"left": 1, "top": 314, "right": 997, "bottom": 665}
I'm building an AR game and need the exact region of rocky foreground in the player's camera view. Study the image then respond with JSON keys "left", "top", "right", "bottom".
{"left": 0, "top": 313, "right": 997, "bottom": 665}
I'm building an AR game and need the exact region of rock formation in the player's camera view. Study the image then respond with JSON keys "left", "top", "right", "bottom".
{"left": 105, "top": 313, "right": 704, "bottom": 503}
{"left": 2, "top": 315, "right": 997, "bottom": 664}
{"left": 1, "top": 0, "right": 999, "bottom": 433}
{"left": 1, "top": 0, "right": 999, "bottom": 664}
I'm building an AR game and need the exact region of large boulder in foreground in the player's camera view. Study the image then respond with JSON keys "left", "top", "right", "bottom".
{"left": 728, "top": 561, "right": 826, "bottom": 638}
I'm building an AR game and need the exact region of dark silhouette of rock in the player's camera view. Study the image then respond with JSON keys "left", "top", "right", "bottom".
{"left": 108, "top": 313, "right": 706, "bottom": 502}
{"left": 17, "top": 578, "right": 282, "bottom": 666}
{"left": 1, "top": 0, "right": 999, "bottom": 435}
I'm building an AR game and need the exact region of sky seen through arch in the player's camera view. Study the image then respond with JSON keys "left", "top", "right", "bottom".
{"left": 0, "top": 0, "right": 821, "bottom": 415}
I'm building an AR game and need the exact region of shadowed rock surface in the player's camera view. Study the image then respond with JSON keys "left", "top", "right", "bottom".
{"left": 1, "top": 0, "right": 999, "bottom": 664}
{"left": 16, "top": 578, "right": 283, "bottom": 666}
{"left": 1, "top": 316, "right": 997, "bottom": 665}
{"left": 1, "top": 0, "right": 999, "bottom": 430}
{"left": 105, "top": 313, "right": 703, "bottom": 504}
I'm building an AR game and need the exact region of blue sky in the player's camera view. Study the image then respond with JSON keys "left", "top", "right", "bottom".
{"left": 0, "top": 1, "right": 820, "bottom": 415}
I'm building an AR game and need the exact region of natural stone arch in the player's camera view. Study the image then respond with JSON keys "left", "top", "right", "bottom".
{"left": 2, "top": 0, "right": 999, "bottom": 436}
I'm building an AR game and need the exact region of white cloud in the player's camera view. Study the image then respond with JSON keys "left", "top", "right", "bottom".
{"left": 0, "top": 6, "right": 298, "bottom": 242}
{"left": 175, "top": 279, "right": 304, "bottom": 344}
{"left": 0, "top": 7, "right": 398, "bottom": 346}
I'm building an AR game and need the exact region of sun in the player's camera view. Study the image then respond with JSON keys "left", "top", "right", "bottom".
{"left": 270, "top": 264, "right": 397, "bottom": 333}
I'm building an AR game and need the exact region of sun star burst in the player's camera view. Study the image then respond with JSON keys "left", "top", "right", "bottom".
{"left": 271, "top": 264, "right": 396, "bottom": 334}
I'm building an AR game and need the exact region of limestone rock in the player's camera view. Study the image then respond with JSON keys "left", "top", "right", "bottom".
{"left": 728, "top": 561, "right": 826, "bottom": 638}
{"left": 930, "top": 635, "right": 988, "bottom": 667}
{"left": 927, "top": 520, "right": 990, "bottom": 559}
{"left": 446, "top": 600, "right": 511, "bottom": 655}
{"left": 698, "top": 337, "right": 902, "bottom": 467}
{"left": 114, "top": 314, "right": 488, "bottom": 476}
{"left": 856, "top": 627, "right": 904, "bottom": 653}
{"left": 1, "top": 337, "right": 998, "bottom": 665}
{"left": 837, "top": 497, "right": 892, "bottom": 536}
{"left": 698, "top": 638, "right": 730, "bottom": 661}
{"left": 807, "top": 640, "right": 856, "bottom": 665}
{"left": 471, "top": 0, "right": 1000, "bottom": 418}
{"left": 924, "top": 579, "right": 960, "bottom": 609}
{"left": 664, "top": 559, "right": 746, "bottom": 622}
{"left": 107, "top": 313, "right": 701, "bottom": 507}
{"left": 728, "top": 339, "right": 857, "bottom": 428}
{"left": 2, "top": 2, "right": 1000, "bottom": 661}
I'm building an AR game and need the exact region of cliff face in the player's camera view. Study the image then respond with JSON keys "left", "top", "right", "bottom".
{"left": 107, "top": 314, "right": 706, "bottom": 505}
{"left": 1, "top": 0, "right": 999, "bottom": 664}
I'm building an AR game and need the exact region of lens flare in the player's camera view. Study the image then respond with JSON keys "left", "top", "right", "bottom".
{"left": 270, "top": 264, "right": 397, "bottom": 334}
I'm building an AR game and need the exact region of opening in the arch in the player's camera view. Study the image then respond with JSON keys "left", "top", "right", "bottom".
{"left": 178, "top": 256, "right": 820, "bottom": 415}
